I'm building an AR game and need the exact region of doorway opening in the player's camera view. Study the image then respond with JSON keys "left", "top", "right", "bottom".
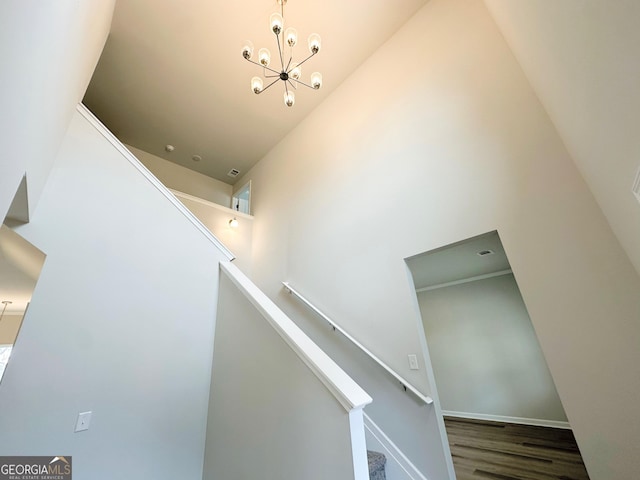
{"left": 406, "top": 231, "right": 590, "bottom": 479}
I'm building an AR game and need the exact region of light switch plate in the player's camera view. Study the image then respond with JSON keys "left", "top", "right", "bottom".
{"left": 408, "top": 354, "right": 419, "bottom": 370}
{"left": 75, "top": 411, "right": 92, "bottom": 432}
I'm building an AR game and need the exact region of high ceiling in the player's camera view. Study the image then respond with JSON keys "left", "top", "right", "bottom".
{"left": 83, "top": 0, "right": 429, "bottom": 185}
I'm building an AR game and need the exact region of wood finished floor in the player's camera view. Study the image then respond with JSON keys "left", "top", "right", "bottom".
{"left": 444, "top": 417, "right": 590, "bottom": 480}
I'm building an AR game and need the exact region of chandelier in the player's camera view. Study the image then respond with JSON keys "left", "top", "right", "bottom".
{"left": 241, "top": 0, "right": 322, "bottom": 107}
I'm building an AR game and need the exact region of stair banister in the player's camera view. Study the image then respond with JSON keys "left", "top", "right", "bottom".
{"left": 282, "top": 282, "right": 434, "bottom": 405}
{"left": 223, "top": 264, "right": 372, "bottom": 412}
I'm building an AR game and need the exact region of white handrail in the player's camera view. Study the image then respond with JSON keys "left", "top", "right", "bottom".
{"left": 222, "top": 263, "right": 373, "bottom": 412}
{"left": 282, "top": 282, "right": 434, "bottom": 405}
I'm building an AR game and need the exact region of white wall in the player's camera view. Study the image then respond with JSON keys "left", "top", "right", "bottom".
{"left": 0, "top": 174, "right": 24, "bottom": 224}
{"left": 281, "top": 291, "right": 450, "bottom": 479}
{"left": 418, "top": 274, "right": 567, "bottom": 424}
{"left": 0, "top": 314, "right": 23, "bottom": 345}
{"left": 127, "top": 146, "right": 233, "bottom": 207}
{"left": 236, "top": 0, "right": 640, "bottom": 478}
{"left": 484, "top": 0, "right": 640, "bottom": 276}
{"left": 204, "top": 270, "right": 361, "bottom": 480}
{"left": 171, "top": 191, "right": 253, "bottom": 275}
{"left": 0, "top": 0, "right": 114, "bottom": 221}
{"left": 0, "top": 109, "right": 230, "bottom": 479}
{"left": 122, "top": 148, "right": 249, "bottom": 270}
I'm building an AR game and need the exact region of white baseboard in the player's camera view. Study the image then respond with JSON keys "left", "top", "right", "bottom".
{"left": 441, "top": 410, "right": 571, "bottom": 430}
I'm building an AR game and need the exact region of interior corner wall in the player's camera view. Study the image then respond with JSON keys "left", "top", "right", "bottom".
{"left": 0, "top": 110, "right": 228, "bottom": 480}
{"left": 418, "top": 274, "right": 567, "bottom": 423}
{"left": 484, "top": 0, "right": 640, "bottom": 277}
{"left": 127, "top": 146, "right": 233, "bottom": 207}
{"left": 0, "top": 0, "right": 115, "bottom": 220}
{"left": 236, "top": 0, "right": 640, "bottom": 478}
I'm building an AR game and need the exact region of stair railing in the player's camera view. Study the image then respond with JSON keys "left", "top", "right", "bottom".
{"left": 282, "top": 282, "right": 433, "bottom": 405}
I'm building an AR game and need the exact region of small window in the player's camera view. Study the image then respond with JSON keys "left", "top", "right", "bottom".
{"left": 232, "top": 181, "right": 251, "bottom": 215}
{"left": 633, "top": 166, "right": 640, "bottom": 203}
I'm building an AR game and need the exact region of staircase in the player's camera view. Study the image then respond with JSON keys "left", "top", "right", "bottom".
{"left": 368, "top": 451, "right": 386, "bottom": 480}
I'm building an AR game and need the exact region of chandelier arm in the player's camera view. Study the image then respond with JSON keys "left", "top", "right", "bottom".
{"left": 244, "top": 57, "right": 281, "bottom": 76}
{"left": 285, "top": 55, "right": 293, "bottom": 73}
{"left": 275, "top": 33, "right": 285, "bottom": 72}
{"left": 291, "top": 78, "right": 317, "bottom": 90}
{"left": 287, "top": 52, "right": 316, "bottom": 72}
{"left": 286, "top": 79, "right": 298, "bottom": 90}
{"left": 281, "top": 0, "right": 286, "bottom": 56}
{"left": 259, "top": 77, "right": 281, "bottom": 93}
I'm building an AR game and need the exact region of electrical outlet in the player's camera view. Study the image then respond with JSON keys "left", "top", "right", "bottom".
{"left": 74, "top": 411, "right": 92, "bottom": 432}
{"left": 408, "top": 354, "right": 419, "bottom": 370}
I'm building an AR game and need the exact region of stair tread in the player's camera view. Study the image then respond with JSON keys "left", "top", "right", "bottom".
{"left": 367, "top": 450, "right": 386, "bottom": 479}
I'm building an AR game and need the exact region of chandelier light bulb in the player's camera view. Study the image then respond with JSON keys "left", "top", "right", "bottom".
{"left": 311, "top": 72, "right": 322, "bottom": 89}
{"left": 308, "top": 33, "right": 321, "bottom": 54}
{"left": 270, "top": 12, "right": 283, "bottom": 35}
{"left": 241, "top": 41, "right": 254, "bottom": 60}
{"left": 229, "top": 218, "right": 239, "bottom": 228}
{"left": 258, "top": 48, "right": 271, "bottom": 66}
{"left": 290, "top": 64, "right": 302, "bottom": 80}
{"left": 285, "top": 27, "right": 298, "bottom": 47}
{"left": 251, "top": 76, "right": 264, "bottom": 94}
{"left": 284, "top": 90, "right": 295, "bottom": 107}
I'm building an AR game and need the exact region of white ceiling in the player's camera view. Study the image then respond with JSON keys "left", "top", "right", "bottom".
{"left": 83, "top": 0, "right": 429, "bottom": 184}
{"left": 406, "top": 231, "right": 511, "bottom": 291}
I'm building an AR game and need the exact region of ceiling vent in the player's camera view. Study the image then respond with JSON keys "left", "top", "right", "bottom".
{"left": 477, "top": 249, "right": 494, "bottom": 257}
{"left": 227, "top": 168, "right": 240, "bottom": 178}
